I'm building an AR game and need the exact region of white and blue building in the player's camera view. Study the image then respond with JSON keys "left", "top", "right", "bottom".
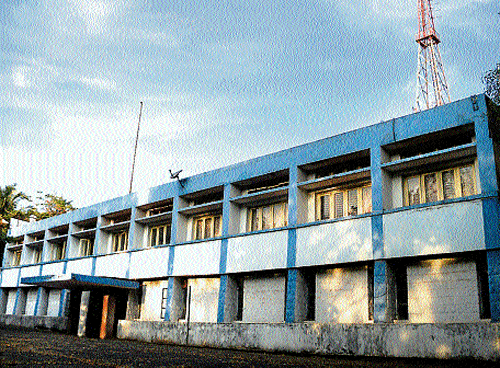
{"left": 1, "top": 94, "right": 499, "bottom": 360}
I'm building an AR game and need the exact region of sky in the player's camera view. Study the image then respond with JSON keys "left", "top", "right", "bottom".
{"left": 1, "top": 0, "right": 499, "bottom": 208}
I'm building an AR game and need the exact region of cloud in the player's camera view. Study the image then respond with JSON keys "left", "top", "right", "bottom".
{"left": 80, "top": 76, "right": 116, "bottom": 90}
{"left": 12, "top": 66, "right": 29, "bottom": 88}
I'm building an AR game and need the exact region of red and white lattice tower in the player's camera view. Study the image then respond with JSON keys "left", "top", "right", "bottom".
{"left": 415, "top": 0, "right": 451, "bottom": 111}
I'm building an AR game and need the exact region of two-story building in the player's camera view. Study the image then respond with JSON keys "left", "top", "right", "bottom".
{"left": 1, "top": 94, "right": 499, "bottom": 360}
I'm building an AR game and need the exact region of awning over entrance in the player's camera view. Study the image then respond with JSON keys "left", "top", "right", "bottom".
{"left": 21, "top": 273, "right": 140, "bottom": 290}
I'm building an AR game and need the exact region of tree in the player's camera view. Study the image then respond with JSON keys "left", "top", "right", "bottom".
{"left": 0, "top": 186, "right": 76, "bottom": 261}
{"left": 0, "top": 184, "right": 30, "bottom": 262}
{"left": 30, "top": 193, "right": 76, "bottom": 220}
{"left": 483, "top": 63, "right": 500, "bottom": 105}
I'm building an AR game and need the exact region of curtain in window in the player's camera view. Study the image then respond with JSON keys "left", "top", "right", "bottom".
{"left": 424, "top": 173, "right": 438, "bottom": 202}
{"left": 442, "top": 170, "right": 455, "bottom": 199}
{"left": 460, "top": 166, "right": 475, "bottom": 196}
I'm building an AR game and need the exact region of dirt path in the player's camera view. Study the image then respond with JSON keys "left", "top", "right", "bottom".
{"left": 0, "top": 326, "right": 497, "bottom": 367}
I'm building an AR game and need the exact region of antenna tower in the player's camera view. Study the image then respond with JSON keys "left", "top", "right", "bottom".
{"left": 415, "top": 0, "right": 450, "bottom": 111}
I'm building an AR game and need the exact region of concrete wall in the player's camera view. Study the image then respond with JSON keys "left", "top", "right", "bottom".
{"left": 408, "top": 258, "right": 480, "bottom": 323}
{"left": 384, "top": 200, "right": 485, "bottom": 258}
{"left": 172, "top": 241, "right": 220, "bottom": 277}
{"left": 65, "top": 258, "right": 93, "bottom": 275}
{"left": 242, "top": 274, "right": 285, "bottom": 323}
{"left": 1, "top": 268, "right": 19, "bottom": 288}
{"left": 47, "top": 289, "right": 61, "bottom": 317}
{"left": 316, "top": 266, "right": 369, "bottom": 323}
{"left": 187, "top": 277, "right": 219, "bottom": 323}
{"left": 296, "top": 217, "right": 372, "bottom": 267}
{"left": 0, "top": 314, "right": 68, "bottom": 331}
{"left": 141, "top": 280, "right": 169, "bottom": 321}
{"left": 25, "top": 289, "right": 38, "bottom": 316}
{"left": 117, "top": 320, "right": 500, "bottom": 361}
{"left": 226, "top": 231, "right": 288, "bottom": 273}
{"left": 5, "top": 289, "right": 17, "bottom": 314}
{"left": 129, "top": 247, "right": 170, "bottom": 279}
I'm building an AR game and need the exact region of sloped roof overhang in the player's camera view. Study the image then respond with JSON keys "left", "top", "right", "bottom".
{"left": 21, "top": 273, "right": 139, "bottom": 290}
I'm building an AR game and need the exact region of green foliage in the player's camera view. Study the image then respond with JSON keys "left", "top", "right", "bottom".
{"left": 484, "top": 63, "right": 500, "bottom": 105}
{"left": 29, "top": 193, "right": 76, "bottom": 220}
{"left": 0, "top": 185, "right": 75, "bottom": 260}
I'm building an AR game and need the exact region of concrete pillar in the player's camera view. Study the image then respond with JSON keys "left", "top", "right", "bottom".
{"left": 77, "top": 291, "right": 91, "bottom": 337}
{"left": 0, "top": 288, "right": 8, "bottom": 314}
{"left": 293, "top": 270, "right": 308, "bottom": 322}
{"left": 100, "top": 294, "right": 116, "bottom": 339}
{"left": 373, "top": 261, "right": 396, "bottom": 323}
{"left": 35, "top": 287, "right": 49, "bottom": 316}
{"left": 169, "top": 277, "right": 186, "bottom": 321}
{"left": 219, "top": 275, "right": 239, "bottom": 322}
{"left": 487, "top": 250, "right": 500, "bottom": 322}
{"left": 284, "top": 269, "right": 298, "bottom": 323}
{"left": 125, "top": 289, "right": 141, "bottom": 320}
{"left": 14, "top": 288, "right": 27, "bottom": 316}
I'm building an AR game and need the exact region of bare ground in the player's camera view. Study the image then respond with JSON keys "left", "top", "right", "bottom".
{"left": 0, "top": 326, "right": 497, "bottom": 368}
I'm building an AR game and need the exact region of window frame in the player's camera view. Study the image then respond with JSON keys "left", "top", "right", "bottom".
{"left": 79, "top": 238, "right": 94, "bottom": 257}
{"left": 12, "top": 250, "right": 22, "bottom": 266}
{"left": 403, "top": 164, "right": 477, "bottom": 206}
{"left": 112, "top": 231, "right": 129, "bottom": 252}
{"left": 315, "top": 184, "right": 372, "bottom": 221}
{"left": 247, "top": 201, "right": 288, "bottom": 232}
{"left": 149, "top": 223, "right": 172, "bottom": 247}
{"left": 51, "top": 241, "right": 67, "bottom": 261}
{"left": 192, "top": 214, "right": 222, "bottom": 240}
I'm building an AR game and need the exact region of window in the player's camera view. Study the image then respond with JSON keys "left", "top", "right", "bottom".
{"left": 149, "top": 224, "right": 171, "bottom": 247}
{"left": 32, "top": 248, "right": 42, "bottom": 263}
{"left": 51, "top": 241, "right": 67, "bottom": 261}
{"left": 193, "top": 214, "right": 221, "bottom": 240}
{"left": 79, "top": 239, "right": 94, "bottom": 257}
{"left": 160, "top": 288, "right": 169, "bottom": 320}
{"left": 112, "top": 231, "right": 128, "bottom": 252}
{"left": 404, "top": 164, "right": 476, "bottom": 206}
{"left": 147, "top": 204, "right": 172, "bottom": 217}
{"left": 247, "top": 202, "right": 288, "bottom": 232}
{"left": 12, "top": 250, "right": 22, "bottom": 266}
{"left": 315, "top": 185, "right": 371, "bottom": 221}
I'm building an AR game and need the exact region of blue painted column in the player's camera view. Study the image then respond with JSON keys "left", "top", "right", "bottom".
{"left": 285, "top": 165, "right": 300, "bottom": 323}
{"left": 217, "top": 183, "right": 232, "bottom": 322}
{"left": 474, "top": 97, "right": 500, "bottom": 322}
{"left": 0, "top": 288, "right": 7, "bottom": 314}
{"left": 370, "top": 144, "right": 395, "bottom": 323}
{"left": 164, "top": 192, "right": 180, "bottom": 321}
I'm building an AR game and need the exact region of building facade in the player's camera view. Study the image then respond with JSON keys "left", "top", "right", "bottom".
{"left": 1, "top": 94, "right": 500, "bottom": 360}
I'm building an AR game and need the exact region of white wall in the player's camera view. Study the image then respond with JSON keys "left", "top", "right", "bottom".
{"left": 384, "top": 200, "right": 485, "bottom": 258}
{"left": 141, "top": 280, "right": 169, "bottom": 321}
{"left": 315, "top": 266, "right": 369, "bottom": 323}
{"left": 296, "top": 217, "right": 372, "bottom": 267}
{"left": 242, "top": 274, "right": 286, "bottom": 323}
{"left": 407, "top": 258, "right": 480, "bottom": 323}
{"left": 5, "top": 289, "right": 17, "bottom": 315}
{"left": 172, "top": 241, "right": 220, "bottom": 277}
{"left": 130, "top": 247, "right": 171, "bottom": 279}
{"left": 94, "top": 253, "right": 129, "bottom": 278}
{"left": 65, "top": 258, "right": 93, "bottom": 275}
{"left": 25, "top": 288, "right": 38, "bottom": 315}
{"left": 1, "top": 268, "right": 19, "bottom": 288}
{"left": 187, "top": 277, "right": 220, "bottom": 323}
{"left": 47, "top": 289, "right": 61, "bottom": 317}
{"left": 41, "top": 262, "right": 65, "bottom": 276}
{"left": 226, "top": 231, "right": 287, "bottom": 273}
